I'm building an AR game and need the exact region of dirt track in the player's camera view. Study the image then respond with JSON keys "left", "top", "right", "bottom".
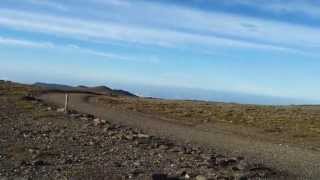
{"left": 40, "top": 93, "right": 320, "bottom": 179}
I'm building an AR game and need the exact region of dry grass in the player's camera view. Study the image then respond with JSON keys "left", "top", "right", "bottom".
{"left": 96, "top": 96, "right": 320, "bottom": 139}
{"left": 2, "top": 80, "right": 320, "bottom": 145}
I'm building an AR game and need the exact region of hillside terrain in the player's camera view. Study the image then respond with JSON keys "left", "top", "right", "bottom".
{"left": 94, "top": 96, "right": 320, "bottom": 150}
{"left": 33, "top": 82, "right": 137, "bottom": 97}
{"left": 0, "top": 81, "right": 285, "bottom": 179}
{"left": 2, "top": 80, "right": 320, "bottom": 179}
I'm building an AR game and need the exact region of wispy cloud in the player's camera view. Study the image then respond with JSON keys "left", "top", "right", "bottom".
{"left": 0, "top": 36, "right": 156, "bottom": 63}
{"left": 0, "top": 36, "right": 54, "bottom": 48}
{"left": 229, "top": 0, "right": 320, "bottom": 18}
{"left": 1, "top": 0, "right": 320, "bottom": 101}
{"left": 91, "top": 0, "right": 130, "bottom": 7}
{"left": 0, "top": 7, "right": 318, "bottom": 57}
{"left": 87, "top": 0, "right": 320, "bottom": 49}
{"left": 66, "top": 44, "right": 156, "bottom": 63}
{"left": 25, "top": 0, "right": 69, "bottom": 11}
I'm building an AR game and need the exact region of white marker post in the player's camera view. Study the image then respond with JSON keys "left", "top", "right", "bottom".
{"left": 64, "top": 93, "right": 69, "bottom": 113}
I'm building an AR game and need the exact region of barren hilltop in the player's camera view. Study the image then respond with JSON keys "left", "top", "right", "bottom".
{"left": 1, "top": 80, "right": 320, "bottom": 179}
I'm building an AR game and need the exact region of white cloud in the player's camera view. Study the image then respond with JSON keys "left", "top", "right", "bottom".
{"left": 0, "top": 8, "right": 317, "bottom": 57}
{"left": 0, "top": 36, "right": 156, "bottom": 63}
{"left": 120, "top": 1, "right": 320, "bottom": 51}
{"left": 229, "top": 0, "right": 320, "bottom": 18}
{"left": 66, "top": 44, "right": 156, "bottom": 63}
{"left": 25, "top": 0, "right": 69, "bottom": 11}
{"left": 92, "top": 0, "right": 130, "bottom": 7}
{"left": 85, "top": 0, "right": 320, "bottom": 50}
{"left": 0, "top": 36, "right": 54, "bottom": 48}
{"left": 0, "top": 0, "right": 320, "bottom": 57}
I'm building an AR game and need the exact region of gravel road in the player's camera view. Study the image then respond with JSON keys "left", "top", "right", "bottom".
{"left": 40, "top": 93, "right": 320, "bottom": 179}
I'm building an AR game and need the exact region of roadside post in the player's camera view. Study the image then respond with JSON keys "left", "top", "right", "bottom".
{"left": 64, "top": 93, "right": 69, "bottom": 113}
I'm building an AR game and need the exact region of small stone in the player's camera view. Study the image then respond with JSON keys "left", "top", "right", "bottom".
{"left": 179, "top": 170, "right": 190, "bottom": 179}
{"left": 158, "top": 145, "right": 169, "bottom": 150}
{"left": 125, "top": 135, "right": 134, "bottom": 140}
{"left": 93, "top": 118, "right": 101, "bottom": 126}
{"left": 80, "top": 117, "right": 89, "bottom": 121}
{"left": 137, "top": 133, "right": 150, "bottom": 138}
{"left": 195, "top": 175, "right": 207, "bottom": 180}
{"left": 100, "top": 119, "right": 107, "bottom": 124}
{"left": 70, "top": 113, "right": 80, "bottom": 118}
{"left": 56, "top": 108, "right": 65, "bottom": 113}
{"left": 133, "top": 161, "right": 141, "bottom": 166}
{"left": 200, "top": 154, "right": 212, "bottom": 160}
{"left": 169, "top": 146, "right": 184, "bottom": 153}
{"left": 28, "top": 148, "right": 35, "bottom": 154}
{"left": 88, "top": 141, "right": 95, "bottom": 146}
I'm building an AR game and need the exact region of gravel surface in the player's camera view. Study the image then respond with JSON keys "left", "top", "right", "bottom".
{"left": 0, "top": 85, "right": 281, "bottom": 179}
{"left": 40, "top": 93, "right": 320, "bottom": 179}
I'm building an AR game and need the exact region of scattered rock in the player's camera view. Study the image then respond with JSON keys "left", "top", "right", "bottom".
{"left": 88, "top": 141, "right": 95, "bottom": 146}
{"left": 179, "top": 170, "right": 191, "bottom": 179}
{"left": 137, "top": 133, "right": 150, "bottom": 139}
{"left": 133, "top": 161, "right": 141, "bottom": 167}
{"left": 93, "top": 118, "right": 108, "bottom": 126}
{"left": 101, "top": 119, "right": 108, "bottom": 123}
{"left": 56, "top": 108, "right": 65, "bottom": 113}
{"left": 93, "top": 118, "right": 101, "bottom": 126}
{"left": 0, "top": 84, "right": 279, "bottom": 180}
{"left": 158, "top": 144, "right": 169, "bottom": 150}
{"left": 195, "top": 175, "right": 207, "bottom": 180}
{"left": 80, "top": 117, "right": 89, "bottom": 121}
{"left": 125, "top": 135, "right": 135, "bottom": 140}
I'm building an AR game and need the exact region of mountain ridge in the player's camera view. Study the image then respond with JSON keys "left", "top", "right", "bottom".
{"left": 33, "top": 82, "right": 137, "bottom": 97}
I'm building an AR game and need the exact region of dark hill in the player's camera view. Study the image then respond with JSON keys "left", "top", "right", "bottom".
{"left": 33, "top": 82, "right": 137, "bottom": 97}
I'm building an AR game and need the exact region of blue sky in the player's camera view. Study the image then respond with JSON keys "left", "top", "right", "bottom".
{"left": 0, "top": 0, "right": 320, "bottom": 103}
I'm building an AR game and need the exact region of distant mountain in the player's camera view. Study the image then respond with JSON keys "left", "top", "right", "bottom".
{"left": 33, "top": 82, "right": 315, "bottom": 105}
{"left": 89, "top": 86, "right": 112, "bottom": 92}
{"left": 34, "top": 82, "right": 75, "bottom": 91}
{"left": 33, "top": 82, "right": 137, "bottom": 97}
{"left": 77, "top": 85, "right": 88, "bottom": 89}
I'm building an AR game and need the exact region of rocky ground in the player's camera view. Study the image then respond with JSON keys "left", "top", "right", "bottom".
{"left": 95, "top": 95, "right": 320, "bottom": 150}
{"left": 0, "top": 82, "right": 280, "bottom": 179}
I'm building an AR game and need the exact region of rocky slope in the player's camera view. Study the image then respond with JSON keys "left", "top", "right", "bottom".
{"left": 0, "top": 81, "right": 281, "bottom": 179}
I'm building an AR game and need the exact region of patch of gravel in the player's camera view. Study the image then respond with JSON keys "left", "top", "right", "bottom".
{"left": 0, "top": 95, "right": 280, "bottom": 180}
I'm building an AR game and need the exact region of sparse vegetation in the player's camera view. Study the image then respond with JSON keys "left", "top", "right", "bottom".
{"left": 0, "top": 81, "right": 281, "bottom": 179}
{"left": 96, "top": 96, "right": 320, "bottom": 146}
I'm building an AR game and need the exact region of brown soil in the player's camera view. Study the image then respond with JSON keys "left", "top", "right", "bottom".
{"left": 40, "top": 93, "right": 320, "bottom": 179}
{"left": 0, "top": 82, "right": 286, "bottom": 179}
{"left": 2, "top": 81, "right": 320, "bottom": 179}
{"left": 94, "top": 96, "right": 320, "bottom": 150}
